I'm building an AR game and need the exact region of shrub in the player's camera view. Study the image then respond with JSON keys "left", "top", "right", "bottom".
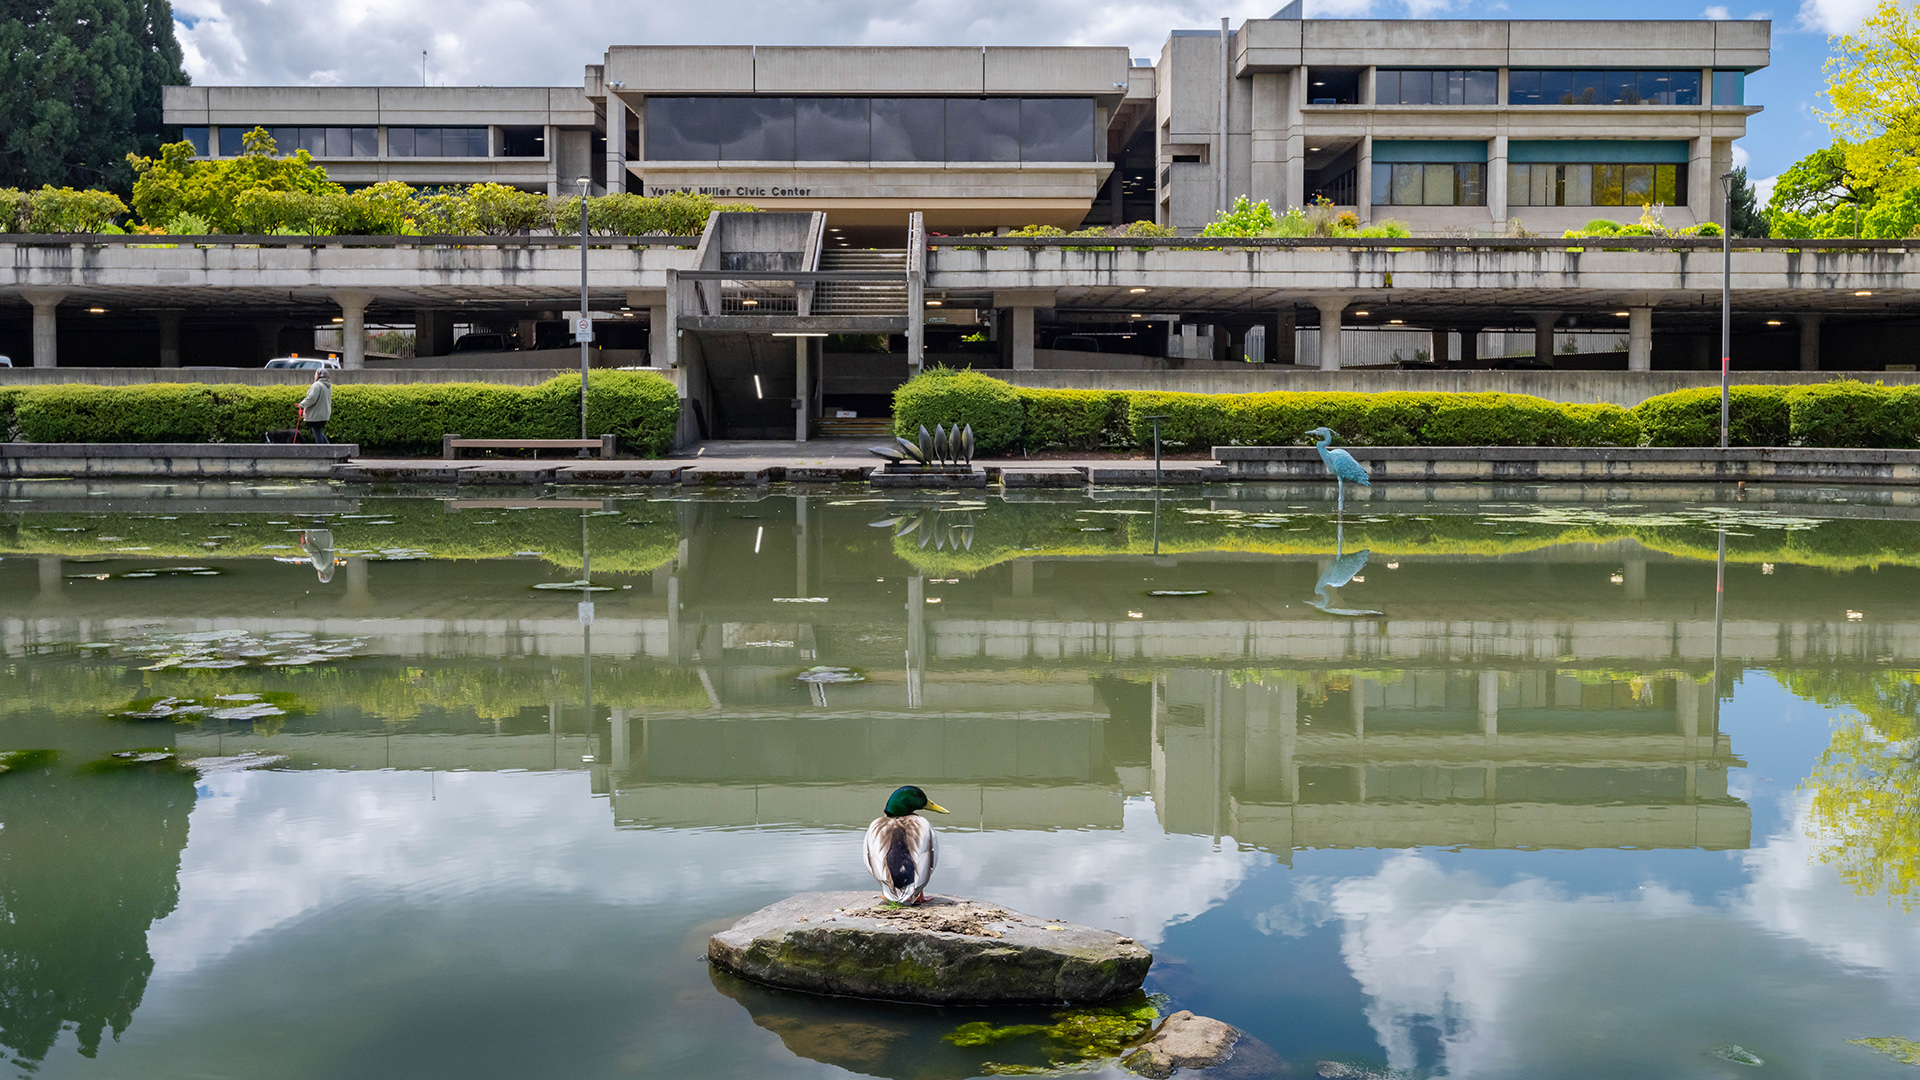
{"left": 1019, "top": 388, "right": 1131, "bottom": 450}
{"left": 891, "top": 367, "right": 1025, "bottom": 453}
{"left": 0, "top": 386, "right": 26, "bottom": 439}
{"left": 1786, "top": 381, "right": 1920, "bottom": 449}
{"left": 10, "top": 373, "right": 680, "bottom": 456}
{"left": 1633, "top": 386, "right": 1792, "bottom": 447}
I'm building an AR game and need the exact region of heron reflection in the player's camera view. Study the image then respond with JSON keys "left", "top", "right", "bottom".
{"left": 1308, "top": 517, "right": 1383, "bottom": 617}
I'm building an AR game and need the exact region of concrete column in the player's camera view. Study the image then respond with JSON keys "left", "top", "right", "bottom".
{"left": 1531, "top": 311, "right": 1559, "bottom": 365}
{"left": 905, "top": 574, "right": 926, "bottom": 710}
{"left": 794, "top": 336, "right": 809, "bottom": 441}
{"left": 1676, "top": 676, "right": 1700, "bottom": 739}
{"left": 1478, "top": 670, "right": 1499, "bottom": 737}
{"left": 649, "top": 303, "right": 670, "bottom": 365}
{"left": 155, "top": 309, "right": 184, "bottom": 368}
{"left": 1628, "top": 307, "right": 1654, "bottom": 371}
{"left": 345, "top": 557, "right": 371, "bottom": 606}
{"left": 414, "top": 310, "right": 454, "bottom": 357}
{"left": 605, "top": 95, "right": 628, "bottom": 195}
{"left": 1274, "top": 309, "right": 1297, "bottom": 365}
{"left": 1623, "top": 558, "right": 1646, "bottom": 600}
{"left": 1012, "top": 560, "right": 1033, "bottom": 597}
{"left": 1799, "top": 313, "right": 1823, "bottom": 371}
{"left": 794, "top": 495, "right": 809, "bottom": 599}
{"left": 1488, "top": 135, "right": 1508, "bottom": 226}
{"left": 38, "top": 555, "right": 63, "bottom": 601}
{"left": 611, "top": 707, "right": 630, "bottom": 772}
{"left": 330, "top": 291, "right": 372, "bottom": 370}
{"left": 256, "top": 321, "right": 285, "bottom": 363}
{"left": 1351, "top": 678, "right": 1365, "bottom": 738}
{"left": 1009, "top": 306, "right": 1036, "bottom": 370}
{"left": 1285, "top": 67, "right": 1306, "bottom": 209}
{"left": 23, "top": 289, "right": 66, "bottom": 368}
{"left": 1313, "top": 295, "right": 1348, "bottom": 371}
{"left": 1456, "top": 324, "right": 1481, "bottom": 367}
{"left": 1429, "top": 326, "right": 1450, "bottom": 366}
{"left": 545, "top": 124, "right": 560, "bottom": 196}
{"left": 1689, "top": 135, "right": 1713, "bottom": 225}
{"left": 1356, "top": 135, "right": 1373, "bottom": 221}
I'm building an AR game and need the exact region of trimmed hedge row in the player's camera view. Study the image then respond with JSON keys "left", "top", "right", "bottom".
{"left": 7, "top": 372, "right": 680, "bottom": 456}
{"left": 891, "top": 369, "right": 1920, "bottom": 452}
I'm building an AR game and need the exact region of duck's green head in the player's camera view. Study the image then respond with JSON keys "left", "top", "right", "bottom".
{"left": 884, "top": 785, "right": 949, "bottom": 817}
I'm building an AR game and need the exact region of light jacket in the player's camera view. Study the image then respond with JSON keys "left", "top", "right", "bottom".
{"left": 299, "top": 380, "right": 333, "bottom": 422}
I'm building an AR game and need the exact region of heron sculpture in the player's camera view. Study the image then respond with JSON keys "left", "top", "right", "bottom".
{"left": 1306, "top": 427, "right": 1371, "bottom": 512}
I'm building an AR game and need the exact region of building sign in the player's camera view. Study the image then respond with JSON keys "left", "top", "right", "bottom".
{"left": 644, "top": 184, "right": 816, "bottom": 198}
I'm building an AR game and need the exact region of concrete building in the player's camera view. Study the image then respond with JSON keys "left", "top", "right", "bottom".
{"left": 160, "top": 16, "right": 1767, "bottom": 236}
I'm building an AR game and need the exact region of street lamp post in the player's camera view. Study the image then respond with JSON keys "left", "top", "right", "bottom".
{"left": 1720, "top": 171, "right": 1735, "bottom": 450}
{"left": 577, "top": 176, "right": 593, "bottom": 451}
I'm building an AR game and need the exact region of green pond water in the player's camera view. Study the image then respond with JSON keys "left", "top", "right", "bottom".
{"left": 2, "top": 480, "right": 1918, "bottom": 1079}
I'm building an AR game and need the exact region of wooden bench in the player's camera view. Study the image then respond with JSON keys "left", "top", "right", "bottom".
{"left": 442, "top": 434, "right": 617, "bottom": 460}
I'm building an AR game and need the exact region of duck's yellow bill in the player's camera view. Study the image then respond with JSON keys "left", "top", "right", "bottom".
{"left": 925, "top": 802, "right": 950, "bottom": 814}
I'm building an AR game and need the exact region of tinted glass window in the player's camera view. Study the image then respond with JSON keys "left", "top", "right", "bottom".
{"left": 645, "top": 98, "right": 720, "bottom": 160}
{"left": 351, "top": 127, "right": 378, "bottom": 157}
{"left": 947, "top": 98, "right": 1019, "bottom": 161}
{"left": 1606, "top": 71, "right": 1638, "bottom": 105}
{"left": 218, "top": 127, "right": 245, "bottom": 156}
{"left": 387, "top": 127, "right": 413, "bottom": 156}
{"left": 1624, "top": 163, "right": 1655, "bottom": 204}
{"left": 184, "top": 127, "right": 209, "bottom": 156}
{"left": 1507, "top": 70, "right": 1540, "bottom": 105}
{"left": 414, "top": 128, "right": 442, "bottom": 157}
{"left": 324, "top": 128, "right": 351, "bottom": 156}
{"left": 797, "top": 98, "right": 869, "bottom": 160}
{"left": 1670, "top": 70, "right": 1701, "bottom": 105}
{"left": 1592, "top": 163, "right": 1624, "bottom": 204}
{"left": 1570, "top": 71, "right": 1604, "bottom": 105}
{"left": 718, "top": 98, "right": 795, "bottom": 161}
{"left": 1375, "top": 70, "right": 1400, "bottom": 104}
{"left": 1713, "top": 70, "right": 1745, "bottom": 106}
{"left": 871, "top": 98, "right": 945, "bottom": 161}
{"left": 1464, "top": 69, "right": 1497, "bottom": 105}
{"left": 1371, "top": 162, "right": 1392, "bottom": 204}
{"left": 1020, "top": 98, "right": 1093, "bottom": 162}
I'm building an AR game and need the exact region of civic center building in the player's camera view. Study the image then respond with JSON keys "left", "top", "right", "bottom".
{"left": 162, "top": 14, "right": 1767, "bottom": 236}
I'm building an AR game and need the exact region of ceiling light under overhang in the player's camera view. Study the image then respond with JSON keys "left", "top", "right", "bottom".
{"left": 1766, "top": 319, "right": 1782, "bottom": 325}
{"left": 1854, "top": 290, "right": 1873, "bottom": 296}
{"left": 1129, "top": 287, "right": 1148, "bottom": 294}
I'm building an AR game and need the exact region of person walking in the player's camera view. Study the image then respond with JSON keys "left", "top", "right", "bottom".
{"left": 297, "top": 370, "right": 333, "bottom": 444}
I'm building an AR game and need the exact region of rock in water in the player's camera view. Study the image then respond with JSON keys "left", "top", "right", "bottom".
{"left": 1124, "top": 1011, "right": 1241, "bottom": 1078}
{"left": 707, "top": 891, "right": 1151, "bottom": 1006}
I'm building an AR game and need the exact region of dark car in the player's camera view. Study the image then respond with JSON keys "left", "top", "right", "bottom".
{"left": 452, "top": 332, "right": 511, "bottom": 353}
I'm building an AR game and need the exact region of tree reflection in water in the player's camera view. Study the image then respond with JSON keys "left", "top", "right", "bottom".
{"left": 1794, "top": 670, "right": 1920, "bottom": 908}
{"left": 0, "top": 760, "right": 195, "bottom": 1066}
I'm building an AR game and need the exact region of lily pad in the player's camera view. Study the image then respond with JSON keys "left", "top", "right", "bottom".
{"left": 1850, "top": 1038, "right": 1920, "bottom": 1066}
{"left": 1709, "top": 1045, "right": 1765, "bottom": 1067}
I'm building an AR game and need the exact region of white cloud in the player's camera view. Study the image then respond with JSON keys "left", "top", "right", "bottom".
{"left": 1732, "top": 142, "right": 1752, "bottom": 171}
{"left": 1703, "top": 5, "right": 1733, "bottom": 17}
{"left": 1754, "top": 173, "right": 1779, "bottom": 205}
{"left": 1795, "top": 0, "right": 1878, "bottom": 34}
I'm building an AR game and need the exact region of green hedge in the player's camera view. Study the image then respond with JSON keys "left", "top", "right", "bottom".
{"left": 894, "top": 372, "right": 1639, "bottom": 452}
{"left": 11, "top": 372, "right": 679, "bottom": 456}
{"left": 892, "top": 371, "right": 1920, "bottom": 452}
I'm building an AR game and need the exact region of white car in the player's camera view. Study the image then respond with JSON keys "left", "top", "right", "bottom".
{"left": 264, "top": 356, "right": 341, "bottom": 370}
{"left": 0, "top": 354, "right": 12, "bottom": 367}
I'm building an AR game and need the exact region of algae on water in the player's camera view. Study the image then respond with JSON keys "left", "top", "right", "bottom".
{"left": 1851, "top": 1037, "right": 1920, "bottom": 1066}
{"left": 946, "top": 994, "right": 1164, "bottom": 1072}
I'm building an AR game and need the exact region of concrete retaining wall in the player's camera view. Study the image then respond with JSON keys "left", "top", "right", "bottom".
{"left": 1216, "top": 445, "right": 1920, "bottom": 485}
{"left": 0, "top": 443, "right": 356, "bottom": 479}
{"left": 991, "top": 369, "right": 1920, "bottom": 406}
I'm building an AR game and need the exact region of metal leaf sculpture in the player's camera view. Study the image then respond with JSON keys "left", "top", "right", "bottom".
{"left": 868, "top": 445, "right": 905, "bottom": 462}
{"left": 917, "top": 425, "right": 933, "bottom": 464}
{"left": 961, "top": 425, "right": 975, "bottom": 465}
{"left": 933, "top": 424, "right": 949, "bottom": 462}
{"left": 896, "top": 436, "right": 926, "bottom": 463}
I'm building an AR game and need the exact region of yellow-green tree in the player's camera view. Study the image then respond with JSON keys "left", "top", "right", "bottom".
{"left": 1791, "top": 670, "right": 1920, "bottom": 908}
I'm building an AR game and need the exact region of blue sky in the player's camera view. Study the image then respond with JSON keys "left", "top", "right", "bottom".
{"left": 172, "top": 0, "right": 1867, "bottom": 190}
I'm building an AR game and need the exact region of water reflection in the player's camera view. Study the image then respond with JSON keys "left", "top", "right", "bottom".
{"left": 3, "top": 486, "right": 1920, "bottom": 1078}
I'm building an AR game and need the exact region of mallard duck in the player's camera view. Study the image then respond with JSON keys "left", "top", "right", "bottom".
{"left": 863, "top": 785, "right": 950, "bottom": 904}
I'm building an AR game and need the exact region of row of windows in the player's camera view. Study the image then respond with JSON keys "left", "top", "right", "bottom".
{"left": 1371, "top": 163, "right": 1487, "bottom": 206}
{"left": 183, "top": 126, "right": 492, "bottom": 158}
{"left": 1507, "top": 69, "right": 1702, "bottom": 106}
{"left": 644, "top": 97, "right": 1097, "bottom": 163}
{"left": 1368, "top": 161, "right": 1689, "bottom": 207}
{"left": 1363, "top": 69, "right": 1745, "bottom": 107}
{"left": 1376, "top": 70, "right": 1498, "bottom": 106}
{"left": 1507, "top": 162, "right": 1688, "bottom": 206}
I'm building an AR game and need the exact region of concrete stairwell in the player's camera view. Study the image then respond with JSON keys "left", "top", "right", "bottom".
{"left": 813, "top": 249, "right": 908, "bottom": 317}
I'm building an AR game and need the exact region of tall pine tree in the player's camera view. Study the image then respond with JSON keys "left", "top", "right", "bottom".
{"left": 0, "top": 0, "right": 187, "bottom": 193}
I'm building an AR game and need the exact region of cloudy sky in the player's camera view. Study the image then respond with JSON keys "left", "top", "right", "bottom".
{"left": 172, "top": 0, "right": 1875, "bottom": 199}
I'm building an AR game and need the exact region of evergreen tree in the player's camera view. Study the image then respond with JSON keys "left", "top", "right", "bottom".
{"left": 1726, "top": 167, "right": 1767, "bottom": 238}
{"left": 0, "top": 0, "right": 188, "bottom": 193}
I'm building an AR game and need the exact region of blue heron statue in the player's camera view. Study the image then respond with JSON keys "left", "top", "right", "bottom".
{"left": 1306, "top": 427, "right": 1371, "bottom": 512}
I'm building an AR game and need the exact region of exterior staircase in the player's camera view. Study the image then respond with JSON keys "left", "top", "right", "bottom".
{"left": 812, "top": 249, "right": 908, "bottom": 317}
{"left": 813, "top": 416, "right": 895, "bottom": 439}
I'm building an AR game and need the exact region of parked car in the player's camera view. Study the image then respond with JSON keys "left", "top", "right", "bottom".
{"left": 264, "top": 356, "right": 342, "bottom": 370}
{"left": 451, "top": 332, "right": 511, "bottom": 353}
{"left": 0, "top": 354, "right": 12, "bottom": 367}
{"left": 1049, "top": 334, "right": 1103, "bottom": 353}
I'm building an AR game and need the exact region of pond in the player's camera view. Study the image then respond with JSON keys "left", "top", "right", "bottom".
{"left": 2, "top": 480, "right": 1918, "bottom": 1079}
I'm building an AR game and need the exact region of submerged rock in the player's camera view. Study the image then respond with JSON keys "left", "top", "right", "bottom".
{"left": 1123, "top": 1011, "right": 1239, "bottom": 1078}
{"left": 708, "top": 891, "right": 1151, "bottom": 1006}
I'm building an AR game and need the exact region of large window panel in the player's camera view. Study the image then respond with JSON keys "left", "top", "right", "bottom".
{"left": 218, "top": 127, "right": 245, "bottom": 156}
{"left": 386, "top": 127, "right": 413, "bottom": 157}
{"left": 1422, "top": 164, "right": 1453, "bottom": 205}
{"left": 1623, "top": 163, "right": 1655, "bottom": 205}
{"left": 1570, "top": 71, "right": 1605, "bottom": 105}
{"left": 871, "top": 98, "right": 945, "bottom": 161}
{"left": 184, "top": 127, "right": 209, "bottom": 156}
{"left": 718, "top": 98, "right": 795, "bottom": 160}
{"left": 1605, "top": 70, "right": 1638, "bottom": 105}
{"left": 1019, "top": 98, "right": 1094, "bottom": 162}
{"left": 1592, "top": 163, "right": 1624, "bottom": 205}
{"left": 1375, "top": 70, "right": 1401, "bottom": 104}
{"left": 414, "top": 128, "right": 443, "bottom": 157}
{"left": 1540, "top": 70, "right": 1574, "bottom": 105}
{"left": 1457, "top": 163, "right": 1485, "bottom": 206}
{"left": 947, "top": 98, "right": 1019, "bottom": 161}
{"left": 351, "top": 127, "right": 379, "bottom": 157}
{"left": 1654, "top": 163, "right": 1678, "bottom": 204}
{"left": 1563, "top": 164, "right": 1592, "bottom": 205}
{"left": 1390, "top": 163, "right": 1420, "bottom": 205}
{"left": 1713, "top": 70, "right": 1745, "bottom": 106}
{"left": 1372, "top": 163, "right": 1393, "bottom": 205}
{"left": 797, "top": 98, "right": 869, "bottom": 160}
{"left": 1465, "top": 69, "right": 1497, "bottom": 105}
{"left": 1670, "top": 70, "right": 1702, "bottom": 105}
{"left": 645, "top": 98, "right": 720, "bottom": 160}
